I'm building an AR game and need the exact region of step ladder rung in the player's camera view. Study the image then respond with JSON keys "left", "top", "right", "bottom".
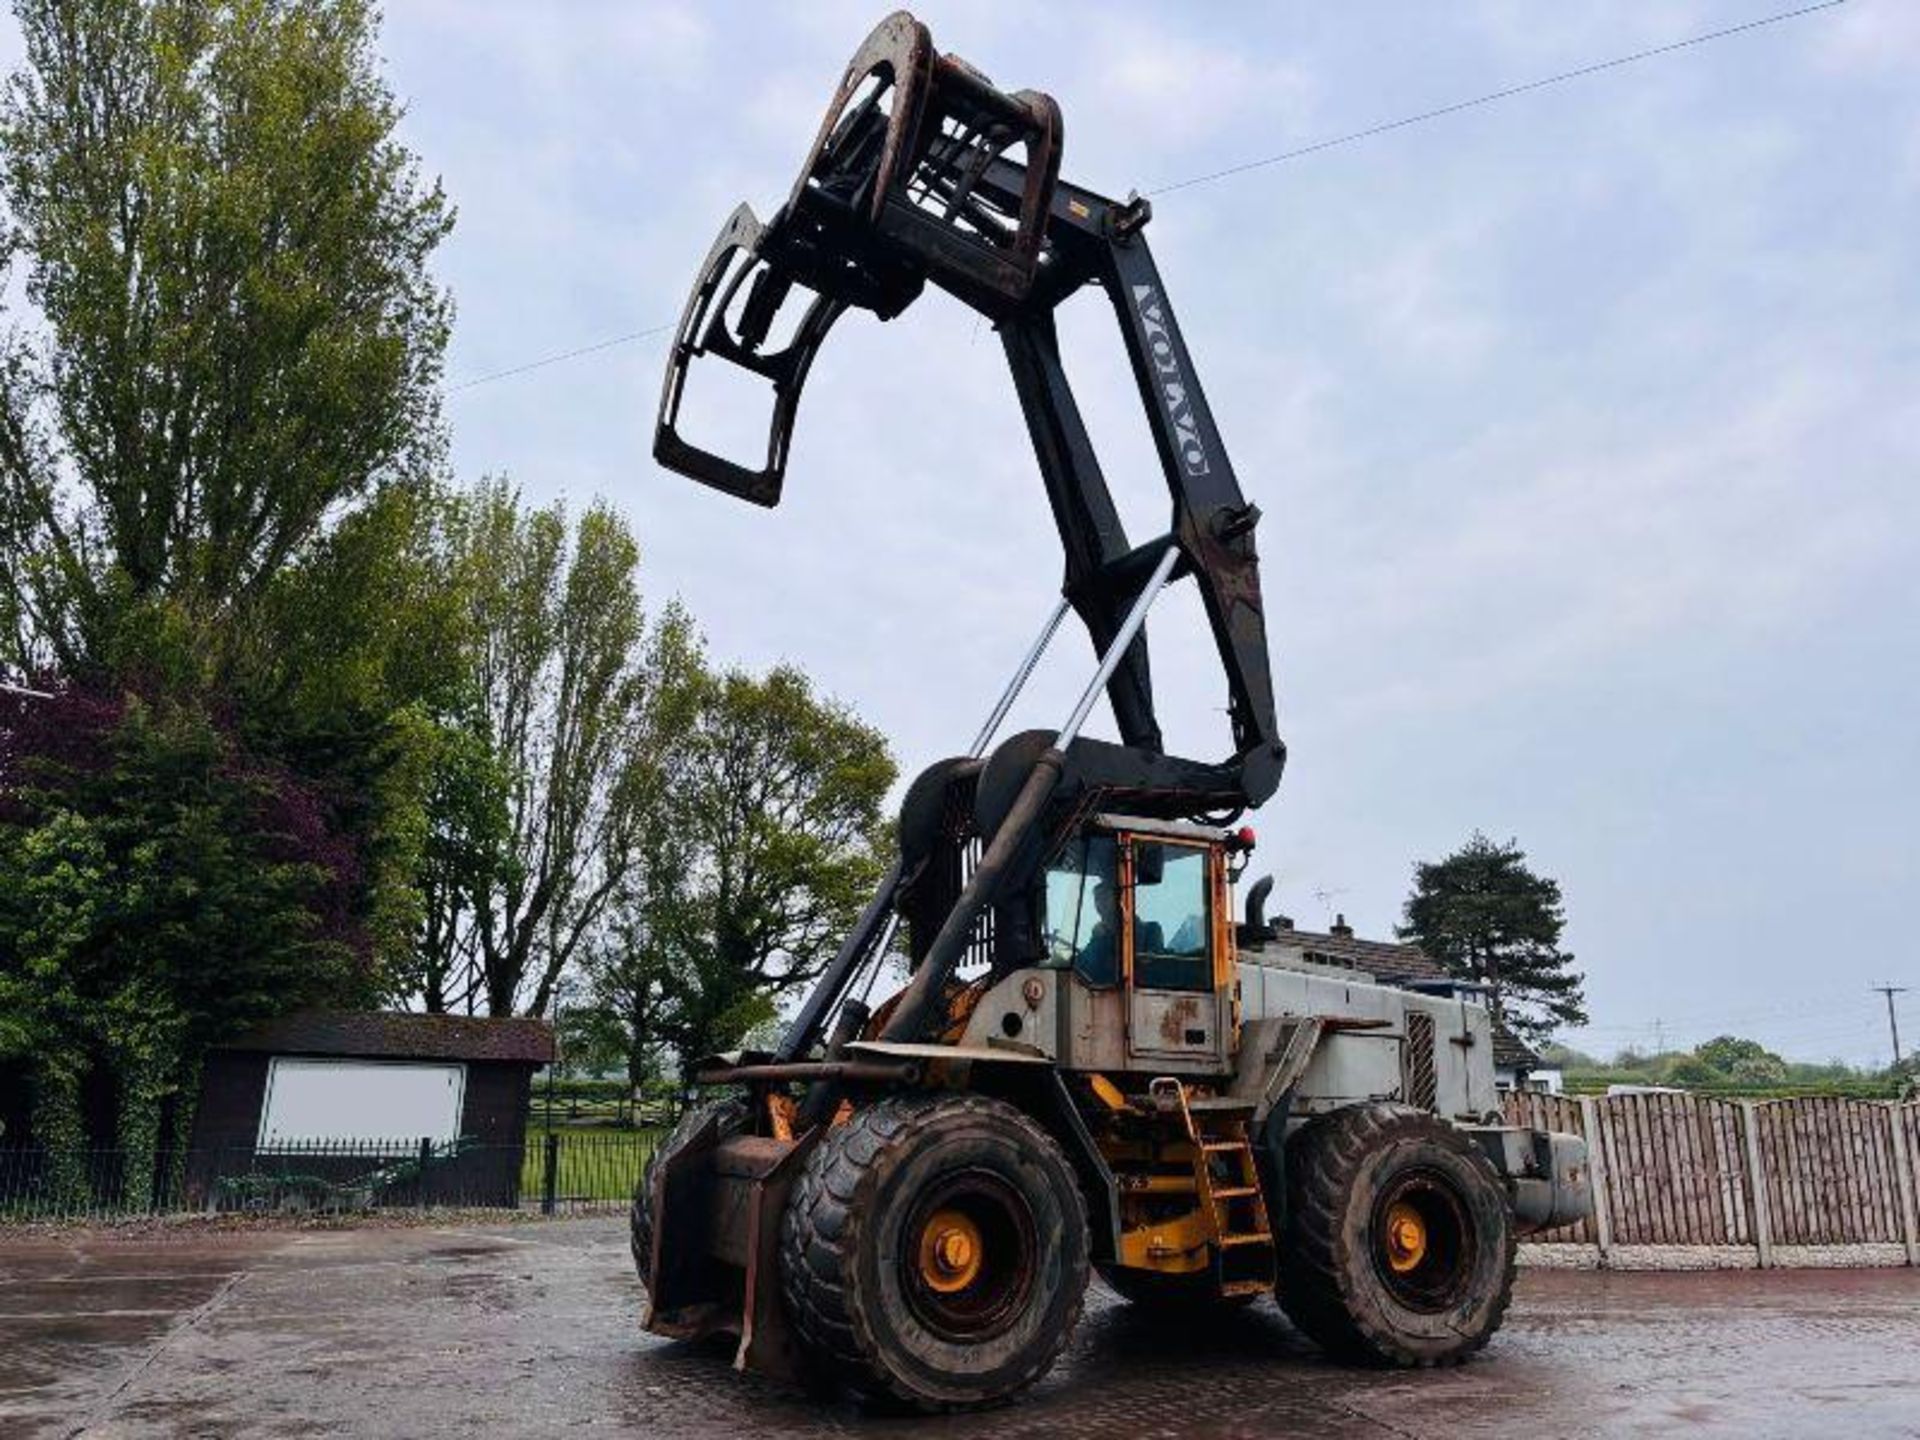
{"left": 1201, "top": 1141, "right": 1247, "bottom": 1153}
{"left": 1212, "top": 1186, "right": 1258, "bottom": 1199}
{"left": 1187, "top": 1099, "right": 1256, "bottom": 1115}
{"left": 1220, "top": 1233, "right": 1275, "bottom": 1248}
{"left": 1219, "top": 1279, "right": 1271, "bottom": 1297}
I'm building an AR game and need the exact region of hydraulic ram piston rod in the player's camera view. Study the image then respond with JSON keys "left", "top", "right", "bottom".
{"left": 883, "top": 541, "right": 1183, "bottom": 1043}
{"left": 970, "top": 594, "right": 1072, "bottom": 758}
{"left": 1055, "top": 543, "right": 1181, "bottom": 747}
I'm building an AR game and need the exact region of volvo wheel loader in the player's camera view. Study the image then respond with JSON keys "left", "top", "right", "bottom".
{"left": 637, "top": 11, "right": 1591, "bottom": 1411}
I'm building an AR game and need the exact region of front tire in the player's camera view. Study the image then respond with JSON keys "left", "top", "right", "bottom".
{"left": 1278, "top": 1103, "right": 1514, "bottom": 1367}
{"left": 781, "top": 1093, "right": 1090, "bottom": 1411}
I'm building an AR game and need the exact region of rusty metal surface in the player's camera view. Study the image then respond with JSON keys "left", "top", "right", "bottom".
{"left": 6, "top": 1218, "right": 1920, "bottom": 1438}
{"left": 735, "top": 1130, "right": 823, "bottom": 1385}
{"left": 694, "top": 1059, "right": 921, "bottom": 1086}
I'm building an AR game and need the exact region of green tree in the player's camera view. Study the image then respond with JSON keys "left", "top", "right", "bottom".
{"left": 0, "top": 0, "right": 446, "bottom": 1193}
{"left": 1399, "top": 832, "right": 1587, "bottom": 1046}
{"left": 580, "top": 665, "right": 895, "bottom": 1084}
{"left": 235, "top": 480, "right": 475, "bottom": 982}
{"left": 1893, "top": 1054, "right": 1919, "bottom": 1100}
{"left": 418, "top": 480, "right": 704, "bottom": 1017}
{"left": 1664, "top": 1056, "right": 1719, "bottom": 1088}
{"left": 0, "top": 686, "right": 369, "bottom": 1201}
{"left": 1538, "top": 1042, "right": 1602, "bottom": 1070}
{"left": 1696, "top": 1035, "right": 1769, "bottom": 1071}
{"left": 414, "top": 715, "right": 516, "bottom": 1012}
{"left": 1693, "top": 1035, "right": 1787, "bottom": 1084}
{"left": 0, "top": 0, "right": 452, "bottom": 674}
{"left": 552, "top": 1002, "right": 631, "bottom": 1084}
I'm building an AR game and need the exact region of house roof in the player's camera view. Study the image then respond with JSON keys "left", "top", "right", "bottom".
{"left": 220, "top": 1011, "right": 556, "bottom": 1065}
{"left": 1249, "top": 924, "right": 1449, "bottom": 984}
{"left": 1490, "top": 1025, "right": 1542, "bottom": 1071}
{"left": 1247, "top": 925, "right": 1544, "bottom": 1072}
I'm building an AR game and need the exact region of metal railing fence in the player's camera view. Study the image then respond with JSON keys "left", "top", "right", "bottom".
{"left": 0, "top": 1129, "right": 659, "bottom": 1224}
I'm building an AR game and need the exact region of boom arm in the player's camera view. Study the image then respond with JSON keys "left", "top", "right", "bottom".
{"left": 991, "top": 167, "right": 1280, "bottom": 771}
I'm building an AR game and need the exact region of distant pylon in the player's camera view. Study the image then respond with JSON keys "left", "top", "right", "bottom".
{"left": 1872, "top": 985, "right": 1908, "bottom": 1068}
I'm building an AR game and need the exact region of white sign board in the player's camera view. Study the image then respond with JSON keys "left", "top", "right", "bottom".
{"left": 258, "top": 1058, "right": 466, "bottom": 1152}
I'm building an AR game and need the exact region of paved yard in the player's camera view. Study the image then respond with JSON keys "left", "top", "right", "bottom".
{"left": 4, "top": 1216, "right": 1919, "bottom": 1438}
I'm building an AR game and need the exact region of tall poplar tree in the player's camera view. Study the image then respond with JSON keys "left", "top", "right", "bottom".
{"left": 0, "top": 0, "right": 452, "bottom": 1184}
{"left": 0, "top": 0, "right": 453, "bottom": 675}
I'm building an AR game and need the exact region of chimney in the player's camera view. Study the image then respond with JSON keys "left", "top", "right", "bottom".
{"left": 1330, "top": 913, "right": 1353, "bottom": 938}
{"left": 1272, "top": 913, "right": 1295, "bottom": 932}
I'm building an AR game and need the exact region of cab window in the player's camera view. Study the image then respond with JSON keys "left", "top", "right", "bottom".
{"left": 1043, "top": 834, "right": 1120, "bottom": 987}
{"left": 1131, "top": 841, "right": 1210, "bottom": 991}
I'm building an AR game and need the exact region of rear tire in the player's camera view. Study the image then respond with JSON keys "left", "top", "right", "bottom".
{"left": 781, "top": 1093, "right": 1090, "bottom": 1411}
{"left": 630, "top": 1098, "right": 746, "bottom": 1287}
{"left": 1278, "top": 1103, "right": 1514, "bottom": 1367}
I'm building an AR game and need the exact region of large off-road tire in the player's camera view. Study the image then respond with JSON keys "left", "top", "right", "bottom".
{"left": 781, "top": 1093, "right": 1090, "bottom": 1411}
{"left": 1278, "top": 1102, "right": 1515, "bottom": 1367}
{"left": 1097, "top": 1265, "right": 1257, "bottom": 1313}
{"left": 630, "top": 1098, "right": 746, "bottom": 1287}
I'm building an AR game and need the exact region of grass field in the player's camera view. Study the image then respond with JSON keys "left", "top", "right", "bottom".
{"left": 517, "top": 1127, "right": 661, "bottom": 1205}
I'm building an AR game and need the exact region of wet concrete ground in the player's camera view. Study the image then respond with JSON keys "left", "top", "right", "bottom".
{"left": 3, "top": 1217, "right": 1918, "bottom": 1439}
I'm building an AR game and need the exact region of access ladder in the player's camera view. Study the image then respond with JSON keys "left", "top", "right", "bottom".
{"left": 1149, "top": 1078, "right": 1276, "bottom": 1297}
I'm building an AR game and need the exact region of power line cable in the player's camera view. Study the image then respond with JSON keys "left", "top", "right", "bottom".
{"left": 1567, "top": 1014, "right": 1882, "bottom": 1044}
{"left": 446, "top": 1, "right": 1846, "bottom": 396}
{"left": 449, "top": 323, "right": 675, "bottom": 393}
{"left": 1148, "top": 0, "right": 1848, "bottom": 196}
{"left": 1576, "top": 1014, "right": 1883, "bottom": 1043}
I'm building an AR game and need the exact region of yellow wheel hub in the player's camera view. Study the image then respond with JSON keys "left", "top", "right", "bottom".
{"left": 918, "top": 1209, "right": 984, "bottom": 1293}
{"left": 1383, "top": 1200, "right": 1428, "bottom": 1273}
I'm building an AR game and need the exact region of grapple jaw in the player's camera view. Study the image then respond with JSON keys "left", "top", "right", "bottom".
{"left": 653, "top": 9, "right": 1063, "bottom": 505}
{"left": 651, "top": 204, "right": 851, "bottom": 507}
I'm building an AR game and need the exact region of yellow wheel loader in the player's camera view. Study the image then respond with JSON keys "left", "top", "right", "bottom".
{"left": 638, "top": 11, "right": 1591, "bottom": 1411}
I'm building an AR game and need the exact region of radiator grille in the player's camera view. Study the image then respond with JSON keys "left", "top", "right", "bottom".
{"left": 906, "top": 770, "right": 994, "bottom": 974}
{"left": 1405, "top": 1011, "right": 1438, "bottom": 1111}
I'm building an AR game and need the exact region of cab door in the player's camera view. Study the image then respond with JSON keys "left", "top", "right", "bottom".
{"left": 1124, "top": 836, "right": 1232, "bottom": 1070}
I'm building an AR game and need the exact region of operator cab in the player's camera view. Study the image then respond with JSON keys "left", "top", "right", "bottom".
{"left": 1025, "top": 815, "right": 1239, "bottom": 1076}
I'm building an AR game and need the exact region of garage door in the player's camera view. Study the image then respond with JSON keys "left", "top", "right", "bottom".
{"left": 258, "top": 1058, "right": 466, "bottom": 1152}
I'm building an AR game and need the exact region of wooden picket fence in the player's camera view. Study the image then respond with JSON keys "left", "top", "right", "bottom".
{"left": 1502, "top": 1091, "right": 1920, "bottom": 1265}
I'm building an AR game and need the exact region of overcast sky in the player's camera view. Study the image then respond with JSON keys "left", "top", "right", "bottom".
{"left": 50, "top": 3, "right": 1920, "bottom": 1063}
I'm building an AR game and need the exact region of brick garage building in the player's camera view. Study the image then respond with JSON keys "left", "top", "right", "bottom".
{"left": 186, "top": 1011, "right": 555, "bottom": 1209}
